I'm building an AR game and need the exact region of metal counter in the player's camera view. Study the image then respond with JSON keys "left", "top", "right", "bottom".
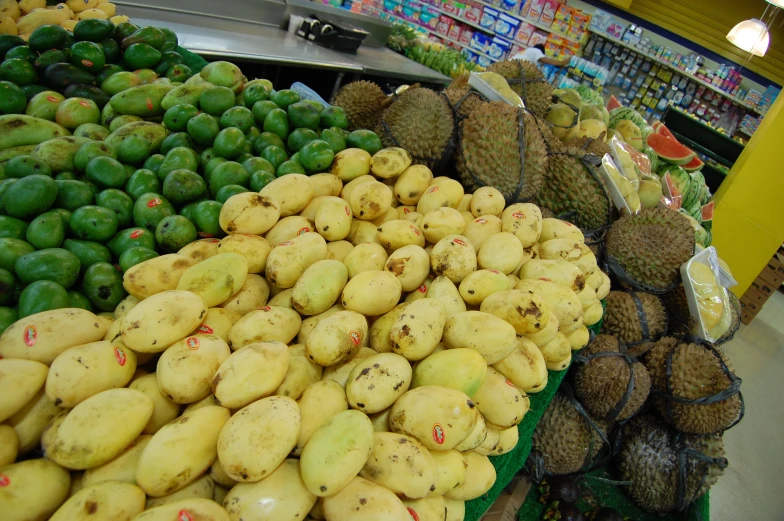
{"left": 121, "top": 6, "right": 450, "bottom": 86}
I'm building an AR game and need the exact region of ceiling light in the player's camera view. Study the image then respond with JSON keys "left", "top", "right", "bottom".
{"left": 727, "top": 18, "right": 770, "bottom": 56}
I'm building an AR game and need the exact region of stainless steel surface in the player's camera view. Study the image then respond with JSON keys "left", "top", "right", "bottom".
{"left": 119, "top": 7, "right": 450, "bottom": 83}
{"left": 283, "top": 0, "right": 392, "bottom": 48}
{"left": 129, "top": 16, "right": 362, "bottom": 72}
{"left": 115, "top": 0, "right": 285, "bottom": 27}
{"left": 352, "top": 46, "right": 451, "bottom": 85}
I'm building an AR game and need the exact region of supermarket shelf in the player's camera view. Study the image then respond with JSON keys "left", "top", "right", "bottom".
{"left": 411, "top": 0, "right": 512, "bottom": 46}
{"left": 471, "top": 0, "right": 582, "bottom": 44}
{"left": 592, "top": 31, "right": 762, "bottom": 115}
{"left": 383, "top": 11, "right": 499, "bottom": 62}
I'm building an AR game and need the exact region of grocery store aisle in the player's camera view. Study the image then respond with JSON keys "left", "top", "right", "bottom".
{"left": 711, "top": 290, "right": 784, "bottom": 521}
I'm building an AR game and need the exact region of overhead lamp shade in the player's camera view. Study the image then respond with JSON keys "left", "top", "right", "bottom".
{"left": 726, "top": 18, "right": 769, "bottom": 57}
{"left": 766, "top": 0, "right": 784, "bottom": 8}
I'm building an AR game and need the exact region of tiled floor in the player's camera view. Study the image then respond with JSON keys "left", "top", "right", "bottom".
{"left": 710, "top": 290, "right": 784, "bottom": 521}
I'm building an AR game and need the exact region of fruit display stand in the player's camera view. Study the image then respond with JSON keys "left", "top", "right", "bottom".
{"left": 518, "top": 471, "right": 710, "bottom": 521}
{"left": 465, "top": 368, "right": 568, "bottom": 521}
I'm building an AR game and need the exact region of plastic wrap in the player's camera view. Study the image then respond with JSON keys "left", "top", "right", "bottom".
{"left": 599, "top": 153, "right": 638, "bottom": 215}
{"left": 680, "top": 247, "right": 732, "bottom": 342}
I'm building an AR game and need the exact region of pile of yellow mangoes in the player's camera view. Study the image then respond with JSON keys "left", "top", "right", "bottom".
{"left": 0, "top": 146, "right": 610, "bottom": 521}
{"left": 0, "top": 0, "right": 126, "bottom": 36}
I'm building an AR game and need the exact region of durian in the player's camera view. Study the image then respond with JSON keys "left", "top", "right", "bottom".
{"left": 534, "top": 140, "right": 612, "bottom": 232}
{"left": 642, "top": 337, "right": 742, "bottom": 434}
{"left": 443, "top": 73, "right": 484, "bottom": 119}
{"left": 574, "top": 334, "right": 651, "bottom": 421}
{"left": 332, "top": 80, "right": 388, "bottom": 131}
{"left": 532, "top": 392, "right": 608, "bottom": 475}
{"left": 602, "top": 291, "right": 667, "bottom": 344}
{"left": 457, "top": 100, "right": 549, "bottom": 202}
{"left": 661, "top": 283, "right": 692, "bottom": 331}
{"left": 617, "top": 414, "right": 727, "bottom": 513}
{"left": 378, "top": 87, "right": 455, "bottom": 171}
{"left": 605, "top": 208, "right": 695, "bottom": 291}
{"left": 487, "top": 60, "right": 554, "bottom": 118}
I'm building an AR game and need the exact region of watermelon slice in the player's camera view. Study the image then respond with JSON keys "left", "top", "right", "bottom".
{"left": 606, "top": 95, "right": 622, "bottom": 111}
{"left": 682, "top": 155, "right": 704, "bottom": 172}
{"left": 646, "top": 134, "right": 695, "bottom": 166}
{"left": 655, "top": 123, "right": 677, "bottom": 141}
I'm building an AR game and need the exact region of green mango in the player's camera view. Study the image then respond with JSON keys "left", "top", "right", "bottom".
{"left": 287, "top": 101, "right": 320, "bottom": 131}
{"left": 0, "top": 268, "right": 15, "bottom": 306}
{"left": 3, "top": 174, "right": 57, "bottom": 220}
{"left": 0, "top": 114, "right": 70, "bottom": 152}
{"left": 70, "top": 205, "right": 119, "bottom": 243}
{"left": 25, "top": 91, "right": 65, "bottom": 121}
{"left": 347, "top": 130, "right": 382, "bottom": 155}
{"left": 155, "top": 214, "right": 198, "bottom": 252}
{"left": 101, "top": 71, "right": 142, "bottom": 95}
{"left": 67, "top": 290, "right": 94, "bottom": 311}
{"left": 287, "top": 128, "right": 319, "bottom": 153}
{"left": 42, "top": 63, "right": 95, "bottom": 91}
{"left": 104, "top": 121, "right": 168, "bottom": 154}
{"left": 119, "top": 247, "right": 159, "bottom": 272}
{"left": 143, "top": 154, "right": 165, "bottom": 174}
{"left": 162, "top": 169, "right": 207, "bottom": 207}
{"left": 186, "top": 113, "right": 219, "bottom": 147}
{"left": 160, "top": 82, "right": 212, "bottom": 111}
{"left": 85, "top": 156, "right": 128, "bottom": 189}
{"left": 82, "top": 262, "right": 127, "bottom": 311}
{"left": 54, "top": 180, "right": 95, "bottom": 211}
{"left": 163, "top": 104, "right": 199, "bottom": 132}
{"left": 0, "top": 238, "right": 35, "bottom": 271}
{"left": 243, "top": 157, "right": 275, "bottom": 176}
{"left": 133, "top": 193, "right": 175, "bottom": 231}
{"left": 0, "top": 215, "right": 28, "bottom": 240}
{"left": 209, "top": 161, "right": 248, "bottom": 197}
{"left": 320, "top": 106, "right": 349, "bottom": 129}
{"left": 125, "top": 168, "right": 161, "bottom": 200}
{"left": 213, "top": 127, "right": 247, "bottom": 160}
{"left": 74, "top": 18, "right": 115, "bottom": 42}
{"left": 74, "top": 141, "right": 117, "bottom": 173}
{"left": 216, "top": 184, "right": 249, "bottom": 204}
{"left": 63, "top": 239, "right": 112, "bottom": 273}
{"left": 260, "top": 146, "right": 288, "bottom": 172}
{"left": 263, "top": 109, "right": 289, "bottom": 141}
{"left": 276, "top": 160, "right": 305, "bottom": 177}
{"left": 96, "top": 189, "right": 134, "bottom": 228}
{"left": 18, "top": 280, "right": 70, "bottom": 318}
{"left": 320, "top": 128, "right": 346, "bottom": 154}
{"left": 109, "top": 84, "right": 174, "bottom": 117}
{"left": 158, "top": 147, "right": 198, "bottom": 180}
{"left": 299, "top": 140, "right": 334, "bottom": 174}
{"left": 32, "top": 136, "right": 92, "bottom": 174}
{"left": 122, "top": 27, "right": 166, "bottom": 50}
{"left": 0, "top": 306, "right": 18, "bottom": 335}
{"left": 15, "top": 248, "right": 80, "bottom": 288}
{"left": 160, "top": 132, "right": 195, "bottom": 156}
{"left": 199, "top": 86, "right": 235, "bottom": 117}
{"left": 4, "top": 154, "right": 53, "bottom": 178}
{"left": 271, "top": 89, "right": 300, "bottom": 110}
{"left": 26, "top": 211, "right": 65, "bottom": 250}
{"left": 106, "top": 227, "right": 156, "bottom": 257}
{"left": 123, "top": 43, "right": 162, "bottom": 70}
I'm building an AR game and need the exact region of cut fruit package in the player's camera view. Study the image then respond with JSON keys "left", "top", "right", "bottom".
{"left": 681, "top": 246, "right": 732, "bottom": 342}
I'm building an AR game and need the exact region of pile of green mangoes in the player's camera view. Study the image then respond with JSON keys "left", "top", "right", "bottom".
{"left": 0, "top": 17, "right": 385, "bottom": 330}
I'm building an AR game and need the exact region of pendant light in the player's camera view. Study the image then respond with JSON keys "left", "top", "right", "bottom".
{"left": 726, "top": 18, "right": 769, "bottom": 56}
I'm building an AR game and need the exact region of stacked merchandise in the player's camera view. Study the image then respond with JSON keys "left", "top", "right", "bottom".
{"left": 0, "top": 10, "right": 742, "bottom": 520}
{"left": 387, "top": 22, "right": 484, "bottom": 78}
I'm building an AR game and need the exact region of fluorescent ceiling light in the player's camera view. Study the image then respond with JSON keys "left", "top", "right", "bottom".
{"left": 726, "top": 18, "right": 770, "bottom": 56}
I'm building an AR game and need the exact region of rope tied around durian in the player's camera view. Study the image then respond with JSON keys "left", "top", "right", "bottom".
{"left": 545, "top": 93, "right": 581, "bottom": 131}
{"left": 604, "top": 253, "right": 681, "bottom": 295}
{"left": 653, "top": 338, "right": 745, "bottom": 432}
{"left": 673, "top": 434, "right": 729, "bottom": 513}
{"left": 526, "top": 383, "right": 613, "bottom": 483}
{"left": 622, "top": 289, "right": 668, "bottom": 346}
{"left": 714, "top": 293, "right": 742, "bottom": 346}
{"left": 573, "top": 341, "right": 638, "bottom": 424}
{"left": 378, "top": 90, "right": 457, "bottom": 173}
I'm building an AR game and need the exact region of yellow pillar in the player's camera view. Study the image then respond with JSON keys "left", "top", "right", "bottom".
{"left": 712, "top": 93, "right": 784, "bottom": 296}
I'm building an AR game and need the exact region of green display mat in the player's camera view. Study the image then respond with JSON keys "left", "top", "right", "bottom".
{"left": 517, "top": 468, "right": 710, "bottom": 521}
{"left": 464, "top": 368, "right": 568, "bottom": 521}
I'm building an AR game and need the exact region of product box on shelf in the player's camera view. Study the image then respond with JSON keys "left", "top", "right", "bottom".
{"left": 402, "top": 0, "right": 422, "bottom": 21}
{"left": 383, "top": 0, "right": 402, "bottom": 14}
{"left": 566, "top": 24, "right": 585, "bottom": 41}
{"left": 551, "top": 19, "right": 569, "bottom": 35}
{"left": 539, "top": 0, "right": 558, "bottom": 25}
{"left": 471, "top": 31, "right": 491, "bottom": 52}
{"left": 477, "top": 54, "right": 494, "bottom": 66}
{"left": 546, "top": 33, "right": 564, "bottom": 46}
{"left": 519, "top": 0, "right": 532, "bottom": 17}
{"left": 488, "top": 36, "right": 511, "bottom": 60}
{"left": 480, "top": 6, "right": 499, "bottom": 30}
{"left": 527, "top": 29, "right": 548, "bottom": 47}
{"left": 554, "top": 4, "right": 573, "bottom": 23}
{"left": 587, "top": 7, "right": 613, "bottom": 32}
{"left": 563, "top": 39, "right": 581, "bottom": 55}
{"left": 495, "top": 12, "right": 520, "bottom": 38}
{"left": 515, "top": 22, "right": 535, "bottom": 44}
{"left": 571, "top": 11, "right": 591, "bottom": 29}
{"left": 420, "top": 7, "right": 440, "bottom": 28}
{"left": 501, "top": 0, "right": 518, "bottom": 13}
{"left": 348, "top": 1, "right": 363, "bottom": 13}
{"left": 448, "top": 21, "right": 463, "bottom": 40}
{"left": 460, "top": 27, "right": 475, "bottom": 44}
{"left": 442, "top": 0, "right": 465, "bottom": 15}
{"left": 463, "top": 1, "right": 483, "bottom": 23}
{"left": 464, "top": 49, "right": 479, "bottom": 63}
{"left": 436, "top": 14, "right": 451, "bottom": 34}
{"left": 527, "top": 0, "right": 545, "bottom": 21}
{"left": 510, "top": 43, "right": 525, "bottom": 56}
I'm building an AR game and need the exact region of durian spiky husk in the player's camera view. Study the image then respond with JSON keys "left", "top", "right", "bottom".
{"left": 661, "top": 283, "right": 692, "bottom": 330}
{"left": 443, "top": 74, "right": 484, "bottom": 119}
{"left": 456, "top": 100, "right": 549, "bottom": 202}
{"left": 486, "top": 60, "right": 553, "bottom": 119}
{"left": 602, "top": 291, "right": 667, "bottom": 344}
{"left": 574, "top": 334, "right": 651, "bottom": 421}
{"left": 332, "top": 80, "right": 387, "bottom": 131}
{"left": 606, "top": 208, "right": 695, "bottom": 291}
{"left": 642, "top": 337, "right": 742, "bottom": 434}
{"left": 378, "top": 87, "right": 455, "bottom": 170}
{"left": 617, "top": 414, "right": 726, "bottom": 513}
{"left": 532, "top": 392, "right": 608, "bottom": 475}
{"left": 534, "top": 140, "right": 612, "bottom": 231}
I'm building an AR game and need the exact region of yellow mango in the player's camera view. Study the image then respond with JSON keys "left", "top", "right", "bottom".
{"left": 157, "top": 334, "right": 230, "bottom": 404}
{"left": 176, "top": 252, "right": 248, "bottom": 307}
{"left": 123, "top": 254, "right": 196, "bottom": 300}
{"left": 120, "top": 290, "right": 208, "bottom": 353}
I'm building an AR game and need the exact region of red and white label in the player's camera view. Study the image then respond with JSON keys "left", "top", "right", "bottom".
{"left": 512, "top": 212, "right": 524, "bottom": 219}
{"left": 411, "top": 225, "right": 420, "bottom": 236}
{"left": 260, "top": 306, "right": 271, "bottom": 312}
{"left": 408, "top": 508, "right": 420, "bottom": 521}
{"left": 427, "top": 186, "right": 439, "bottom": 194}
{"left": 489, "top": 269, "right": 500, "bottom": 274}
{"left": 81, "top": 60, "right": 93, "bottom": 67}
{"left": 475, "top": 218, "right": 487, "bottom": 224}
{"left": 505, "top": 379, "right": 516, "bottom": 388}
{"left": 417, "top": 284, "right": 427, "bottom": 293}
{"left": 198, "top": 232, "right": 214, "bottom": 238}
{"left": 186, "top": 337, "right": 200, "bottom": 350}
{"left": 115, "top": 264, "right": 122, "bottom": 272}
{"left": 79, "top": 100, "right": 91, "bottom": 108}
{"left": 402, "top": 207, "right": 410, "bottom": 214}
{"left": 203, "top": 238, "right": 220, "bottom": 243}
{"left": 130, "top": 229, "right": 145, "bottom": 239}
{"left": 46, "top": 96, "right": 59, "bottom": 103}
{"left": 146, "top": 198, "right": 162, "bottom": 208}
{"left": 279, "top": 241, "right": 293, "bottom": 246}
{"left": 349, "top": 330, "right": 361, "bottom": 345}
{"left": 297, "top": 227, "right": 310, "bottom": 236}
{"left": 432, "top": 424, "right": 445, "bottom": 444}
{"left": 539, "top": 277, "right": 552, "bottom": 282}
{"left": 453, "top": 238, "right": 467, "bottom": 247}
{"left": 195, "top": 325, "right": 214, "bottom": 334}
{"left": 0, "top": 475, "right": 9, "bottom": 487}
{"left": 23, "top": 326, "right": 36, "bottom": 347}
{"left": 114, "top": 346, "right": 127, "bottom": 366}
{"left": 146, "top": 98, "right": 154, "bottom": 111}
{"left": 345, "top": 206, "right": 351, "bottom": 216}
{"left": 178, "top": 511, "right": 194, "bottom": 521}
